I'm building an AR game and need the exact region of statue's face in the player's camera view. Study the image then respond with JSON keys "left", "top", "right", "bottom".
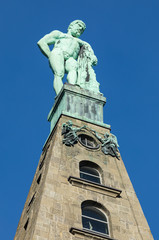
{"left": 70, "top": 23, "right": 84, "bottom": 38}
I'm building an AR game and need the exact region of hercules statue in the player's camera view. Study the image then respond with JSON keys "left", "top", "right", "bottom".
{"left": 37, "top": 20, "right": 99, "bottom": 95}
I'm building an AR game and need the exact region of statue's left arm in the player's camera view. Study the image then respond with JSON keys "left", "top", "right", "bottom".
{"left": 78, "top": 40, "right": 98, "bottom": 66}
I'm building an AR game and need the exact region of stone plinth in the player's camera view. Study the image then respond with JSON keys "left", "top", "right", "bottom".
{"left": 48, "top": 83, "right": 110, "bottom": 132}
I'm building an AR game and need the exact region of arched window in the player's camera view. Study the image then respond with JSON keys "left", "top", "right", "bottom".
{"left": 82, "top": 204, "right": 109, "bottom": 235}
{"left": 80, "top": 161, "right": 101, "bottom": 184}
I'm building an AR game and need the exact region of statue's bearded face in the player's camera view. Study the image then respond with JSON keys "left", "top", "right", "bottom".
{"left": 70, "top": 23, "right": 84, "bottom": 38}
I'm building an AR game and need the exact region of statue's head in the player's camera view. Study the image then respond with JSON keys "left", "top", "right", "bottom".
{"left": 68, "top": 20, "right": 86, "bottom": 38}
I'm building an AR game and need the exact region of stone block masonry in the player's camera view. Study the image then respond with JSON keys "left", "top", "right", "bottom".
{"left": 14, "top": 115, "right": 153, "bottom": 240}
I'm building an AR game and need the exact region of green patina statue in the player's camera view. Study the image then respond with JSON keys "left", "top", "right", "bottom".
{"left": 94, "top": 131, "right": 120, "bottom": 159}
{"left": 37, "top": 20, "right": 100, "bottom": 95}
{"left": 61, "top": 121, "right": 120, "bottom": 160}
{"left": 62, "top": 120, "right": 85, "bottom": 146}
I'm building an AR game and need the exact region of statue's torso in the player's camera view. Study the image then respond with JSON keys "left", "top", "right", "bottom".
{"left": 54, "top": 34, "right": 81, "bottom": 59}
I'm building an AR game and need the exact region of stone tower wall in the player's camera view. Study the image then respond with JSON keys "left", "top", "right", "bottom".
{"left": 14, "top": 115, "right": 153, "bottom": 240}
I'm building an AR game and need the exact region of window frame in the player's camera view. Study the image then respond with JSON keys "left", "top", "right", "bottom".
{"left": 79, "top": 161, "right": 102, "bottom": 185}
{"left": 78, "top": 134, "right": 99, "bottom": 149}
{"left": 82, "top": 205, "right": 110, "bottom": 236}
{"left": 80, "top": 166, "right": 101, "bottom": 184}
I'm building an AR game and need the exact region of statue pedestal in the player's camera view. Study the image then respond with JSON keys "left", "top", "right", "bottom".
{"left": 48, "top": 83, "right": 110, "bottom": 132}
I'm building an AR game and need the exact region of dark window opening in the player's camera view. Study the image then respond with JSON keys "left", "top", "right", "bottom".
{"left": 78, "top": 134, "right": 99, "bottom": 149}
{"left": 39, "top": 153, "right": 46, "bottom": 170}
{"left": 80, "top": 166, "right": 100, "bottom": 184}
{"left": 82, "top": 206, "right": 109, "bottom": 235}
{"left": 39, "top": 144, "right": 50, "bottom": 171}
{"left": 79, "top": 161, "right": 101, "bottom": 184}
{"left": 28, "top": 193, "right": 36, "bottom": 207}
{"left": 37, "top": 174, "right": 42, "bottom": 184}
{"left": 24, "top": 218, "right": 29, "bottom": 231}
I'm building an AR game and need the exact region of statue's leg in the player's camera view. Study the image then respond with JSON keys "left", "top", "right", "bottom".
{"left": 65, "top": 58, "right": 78, "bottom": 85}
{"left": 49, "top": 49, "right": 64, "bottom": 95}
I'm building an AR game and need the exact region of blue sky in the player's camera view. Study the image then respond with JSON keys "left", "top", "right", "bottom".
{"left": 0, "top": 0, "right": 158, "bottom": 239}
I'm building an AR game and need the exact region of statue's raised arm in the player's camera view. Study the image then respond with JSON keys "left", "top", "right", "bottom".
{"left": 37, "top": 20, "right": 100, "bottom": 95}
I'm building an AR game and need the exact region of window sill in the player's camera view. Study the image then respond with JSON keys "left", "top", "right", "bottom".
{"left": 70, "top": 227, "right": 117, "bottom": 240}
{"left": 68, "top": 176, "right": 122, "bottom": 198}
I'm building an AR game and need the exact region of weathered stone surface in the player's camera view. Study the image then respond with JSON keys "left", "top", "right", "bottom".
{"left": 14, "top": 116, "right": 154, "bottom": 240}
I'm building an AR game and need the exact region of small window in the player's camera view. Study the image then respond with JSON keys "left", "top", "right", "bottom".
{"left": 78, "top": 134, "right": 99, "bottom": 149}
{"left": 24, "top": 218, "right": 29, "bottom": 230}
{"left": 80, "top": 161, "right": 101, "bottom": 184}
{"left": 80, "top": 166, "right": 100, "bottom": 184}
{"left": 39, "top": 152, "right": 46, "bottom": 170}
{"left": 27, "top": 193, "right": 36, "bottom": 213}
{"left": 37, "top": 174, "right": 42, "bottom": 184}
{"left": 39, "top": 144, "right": 50, "bottom": 171}
{"left": 82, "top": 206, "right": 109, "bottom": 235}
{"left": 28, "top": 193, "right": 36, "bottom": 207}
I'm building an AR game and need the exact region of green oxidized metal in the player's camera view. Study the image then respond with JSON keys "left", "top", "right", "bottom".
{"left": 48, "top": 84, "right": 110, "bottom": 132}
{"left": 37, "top": 20, "right": 100, "bottom": 95}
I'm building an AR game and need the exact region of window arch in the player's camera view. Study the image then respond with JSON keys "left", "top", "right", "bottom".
{"left": 81, "top": 201, "right": 109, "bottom": 236}
{"left": 79, "top": 161, "right": 101, "bottom": 184}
